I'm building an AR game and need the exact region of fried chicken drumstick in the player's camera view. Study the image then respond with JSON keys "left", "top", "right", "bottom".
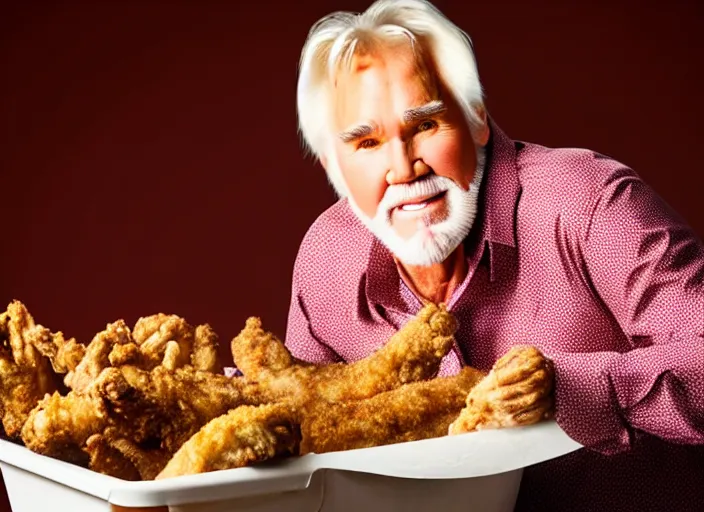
{"left": 0, "top": 301, "right": 70, "bottom": 438}
{"left": 156, "top": 308, "right": 482, "bottom": 479}
{"left": 158, "top": 312, "right": 555, "bottom": 479}
{"left": 231, "top": 303, "right": 459, "bottom": 404}
{"left": 449, "top": 345, "right": 555, "bottom": 434}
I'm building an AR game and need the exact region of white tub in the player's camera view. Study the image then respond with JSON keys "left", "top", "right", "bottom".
{"left": 0, "top": 421, "right": 581, "bottom": 512}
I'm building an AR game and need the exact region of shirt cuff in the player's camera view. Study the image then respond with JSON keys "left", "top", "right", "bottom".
{"left": 550, "top": 351, "right": 633, "bottom": 455}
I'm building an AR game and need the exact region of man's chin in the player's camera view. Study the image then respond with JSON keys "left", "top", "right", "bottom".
{"left": 346, "top": 189, "right": 476, "bottom": 266}
{"left": 374, "top": 225, "right": 462, "bottom": 267}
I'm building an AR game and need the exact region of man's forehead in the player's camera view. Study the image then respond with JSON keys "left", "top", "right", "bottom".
{"left": 331, "top": 45, "right": 441, "bottom": 131}
{"left": 334, "top": 59, "right": 436, "bottom": 108}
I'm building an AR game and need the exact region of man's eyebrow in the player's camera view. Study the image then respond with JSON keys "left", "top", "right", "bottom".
{"left": 403, "top": 100, "right": 446, "bottom": 123}
{"left": 337, "top": 101, "right": 445, "bottom": 143}
{"left": 339, "top": 123, "right": 376, "bottom": 143}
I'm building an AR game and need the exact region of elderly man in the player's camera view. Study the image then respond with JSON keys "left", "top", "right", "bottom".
{"left": 286, "top": 0, "right": 704, "bottom": 510}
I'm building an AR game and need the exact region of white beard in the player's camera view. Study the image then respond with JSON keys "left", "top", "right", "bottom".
{"left": 347, "top": 148, "right": 486, "bottom": 267}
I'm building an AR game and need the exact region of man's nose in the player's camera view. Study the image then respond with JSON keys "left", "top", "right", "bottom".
{"left": 386, "top": 139, "right": 429, "bottom": 185}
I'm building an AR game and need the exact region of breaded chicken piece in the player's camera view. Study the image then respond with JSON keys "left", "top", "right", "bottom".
{"left": 449, "top": 345, "right": 555, "bottom": 434}
{"left": 299, "top": 366, "right": 485, "bottom": 454}
{"left": 84, "top": 433, "right": 142, "bottom": 481}
{"left": 155, "top": 403, "right": 301, "bottom": 479}
{"left": 22, "top": 325, "right": 85, "bottom": 376}
{"left": 22, "top": 362, "right": 262, "bottom": 474}
{"left": 84, "top": 428, "right": 171, "bottom": 480}
{"left": 192, "top": 324, "right": 222, "bottom": 373}
{"left": 102, "top": 435, "right": 172, "bottom": 480}
{"left": 231, "top": 303, "right": 458, "bottom": 405}
{"left": 154, "top": 367, "right": 486, "bottom": 478}
{"left": 64, "top": 320, "right": 132, "bottom": 393}
{"left": 0, "top": 301, "right": 61, "bottom": 438}
{"left": 132, "top": 313, "right": 195, "bottom": 370}
{"left": 21, "top": 391, "right": 108, "bottom": 463}
{"left": 95, "top": 364, "right": 266, "bottom": 453}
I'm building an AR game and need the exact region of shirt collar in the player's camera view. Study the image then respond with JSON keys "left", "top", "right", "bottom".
{"left": 480, "top": 118, "right": 521, "bottom": 249}
{"left": 363, "top": 118, "right": 522, "bottom": 308}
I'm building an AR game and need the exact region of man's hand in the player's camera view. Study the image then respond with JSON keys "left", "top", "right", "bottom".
{"left": 448, "top": 345, "right": 555, "bottom": 435}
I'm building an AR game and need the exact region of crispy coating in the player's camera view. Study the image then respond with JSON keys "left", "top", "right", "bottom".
{"left": 21, "top": 391, "right": 108, "bottom": 463}
{"left": 20, "top": 323, "right": 85, "bottom": 376}
{"left": 95, "top": 365, "right": 265, "bottom": 452}
{"left": 65, "top": 320, "right": 132, "bottom": 393}
{"left": 192, "top": 324, "right": 222, "bottom": 373}
{"left": 300, "top": 366, "right": 486, "bottom": 454}
{"left": 0, "top": 353, "right": 56, "bottom": 439}
{"left": 85, "top": 428, "right": 171, "bottom": 480}
{"left": 104, "top": 435, "right": 172, "bottom": 480}
{"left": 155, "top": 367, "right": 485, "bottom": 478}
{"left": 1, "top": 301, "right": 46, "bottom": 368}
{"left": 0, "top": 302, "right": 60, "bottom": 438}
{"left": 21, "top": 362, "right": 261, "bottom": 474}
{"left": 155, "top": 403, "right": 301, "bottom": 479}
{"left": 132, "top": 314, "right": 194, "bottom": 370}
{"left": 449, "top": 345, "right": 555, "bottom": 434}
{"left": 84, "top": 433, "right": 142, "bottom": 481}
{"left": 231, "top": 303, "right": 458, "bottom": 405}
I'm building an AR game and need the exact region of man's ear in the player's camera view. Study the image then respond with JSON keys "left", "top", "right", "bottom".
{"left": 473, "top": 106, "right": 491, "bottom": 147}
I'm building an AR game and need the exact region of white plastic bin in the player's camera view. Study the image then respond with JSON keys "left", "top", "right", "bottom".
{"left": 0, "top": 421, "right": 581, "bottom": 512}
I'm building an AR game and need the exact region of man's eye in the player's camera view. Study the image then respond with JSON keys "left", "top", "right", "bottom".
{"left": 417, "top": 120, "right": 437, "bottom": 132}
{"left": 357, "top": 139, "right": 379, "bottom": 149}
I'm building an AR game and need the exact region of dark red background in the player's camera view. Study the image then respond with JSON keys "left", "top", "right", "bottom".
{"left": 0, "top": 1, "right": 702, "bottom": 509}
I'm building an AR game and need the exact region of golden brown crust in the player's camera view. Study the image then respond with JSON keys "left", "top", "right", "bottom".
{"left": 155, "top": 403, "right": 300, "bottom": 479}
{"left": 449, "top": 345, "right": 555, "bottom": 434}
{"left": 231, "top": 303, "right": 458, "bottom": 405}
{"left": 300, "top": 366, "right": 485, "bottom": 454}
{"left": 0, "top": 301, "right": 61, "bottom": 438}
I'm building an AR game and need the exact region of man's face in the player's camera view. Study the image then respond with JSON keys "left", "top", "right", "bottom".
{"left": 329, "top": 44, "right": 488, "bottom": 266}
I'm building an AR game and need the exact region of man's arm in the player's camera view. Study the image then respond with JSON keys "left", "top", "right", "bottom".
{"left": 552, "top": 167, "right": 704, "bottom": 455}
{"left": 284, "top": 243, "right": 342, "bottom": 365}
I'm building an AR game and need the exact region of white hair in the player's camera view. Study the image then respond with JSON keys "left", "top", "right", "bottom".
{"left": 296, "top": 0, "right": 485, "bottom": 197}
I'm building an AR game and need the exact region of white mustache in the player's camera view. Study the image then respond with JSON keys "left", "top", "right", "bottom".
{"left": 378, "top": 175, "right": 452, "bottom": 214}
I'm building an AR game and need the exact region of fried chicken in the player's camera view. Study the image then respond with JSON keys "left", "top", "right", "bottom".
{"left": 154, "top": 366, "right": 486, "bottom": 478}
{"left": 6, "top": 299, "right": 556, "bottom": 483}
{"left": 66, "top": 313, "right": 221, "bottom": 394}
{"left": 0, "top": 301, "right": 62, "bottom": 438}
{"left": 95, "top": 364, "right": 265, "bottom": 453}
{"left": 84, "top": 429, "right": 171, "bottom": 480}
{"left": 64, "top": 320, "right": 132, "bottom": 394}
{"left": 299, "top": 366, "right": 485, "bottom": 454}
{"left": 449, "top": 345, "right": 555, "bottom": 434}
{"left": 156, "top": 403, "right": 301, "bottom": 479}
{"left": 84, "top": 433, "right": 142, "bottom": 481}
{"left": 153, "top": 306, "right": 478, "bottom": 479}
{"left": 21, "top": 391, "right": 107, "bottom": 463}
{"left": 10, "top": 301, "right": 230, "bottom": 479}
{"left": 21, "top": 360, "right": 265, "bottom": 471}
{"left": 231, "top": 302, "right": 458, "bottom": 405}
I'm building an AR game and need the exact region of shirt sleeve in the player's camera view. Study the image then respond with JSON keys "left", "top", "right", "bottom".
{"left": 284, "top": 245, "right": 342, "bottom": 365}
{"left": 552, "top": 167, "right": 704, "bottom": 455}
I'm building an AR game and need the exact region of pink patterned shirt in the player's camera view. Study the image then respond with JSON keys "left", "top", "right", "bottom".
{"left": 285, "top": 120, "right": 704, "bottom": 511}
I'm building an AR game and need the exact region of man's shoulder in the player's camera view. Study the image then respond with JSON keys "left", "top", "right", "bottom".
{"left": 510, "top": 142, "right": 643, "bottom": 238}
{"left": 517, "top": 142, "right": 635, "bottom": 186}
{"left": 293, "top": 198, "right": 373, "bottom": 277}
{"left": 515, "top": 142, "right": 638, "bottom": 208}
